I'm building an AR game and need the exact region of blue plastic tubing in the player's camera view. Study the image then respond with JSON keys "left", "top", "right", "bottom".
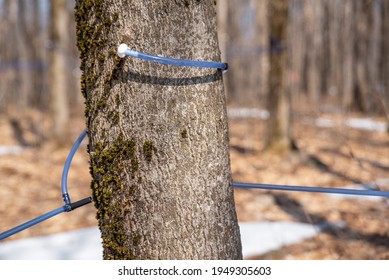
{"left": 0, "top": 130, "right": 90, "bottom": 241}
{"left": 0, "top": 206, "right": 66, "bottom": 240}
{"left": 233, "top": 182, "right": 389, "bottom": 198}
{"left": 61, "top": 129, "right": 88, "bottom": 208}
{"left": 62, "top": 131, "right": 389, "bottom": 199}
{"left": 123, "top": 48, "right": 228, "bottom": 71}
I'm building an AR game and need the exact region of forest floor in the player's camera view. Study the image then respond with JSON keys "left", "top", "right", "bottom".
{"left": 0, "top": 107, "right": 388, "bottom": 259}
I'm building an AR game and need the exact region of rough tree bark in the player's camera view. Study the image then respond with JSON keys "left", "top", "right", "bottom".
{"left": 75, "top": 0, "right": 242, "bottom": 260}
{"left": 265, "top": 0, "right": 293, "bottom": 153}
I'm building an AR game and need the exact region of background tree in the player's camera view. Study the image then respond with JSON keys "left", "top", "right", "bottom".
{"left": 75, "top": 0, "right": 242, "bottom": 259}
{"left": 265, "top": 0, "right": 294, "bottom": 153}
{"left": 304, "top": 0, "right": 324, "bottom": 107}
{"left": 382, "top": 0, "right": 389, "bottom": 131}
{"left": 222, "top": 0, "right": 269, "bottom": 106}
{"left": 1, "top": 0, "right": 388, "bottom": 128}
{"left": 49, "top": 0, "right": 70, "bottom": 143}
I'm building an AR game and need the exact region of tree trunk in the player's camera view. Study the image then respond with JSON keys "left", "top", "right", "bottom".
{"left": 2, "top": 0, "right": 20, "bottom": 109}
{"left": 288, "top": 0, "right": 305, "bottom": 102}
{"left": 368, "top": 0, "right": 381, "bottom": 110}
{"left": 341, "top": 0, "right": 355, "bottom": 110}
{"left": 75, "top": 0, "right": 242, "bottom": 260}
{"left": 327, "top": 0, "right": 342, "bottom": 100}
{"left": 354, "top": 0, "right": 371, "bottom": 112}
{"left": 224, "top": 0, "right": 268, "bottom": 106}
{"left": 30, "top": 0, "right": 45, "bottom": 108}
{"left": 265, "top": 0, "right": 293, "bottom": 153}
{"left": 16, "top": 0, "right": 32, "bottom": 109}
{"left": 49, "top": 0, "right": 69, "bottom": 143}
{"left": 305, "top": 0, "right": 323, "bottom": 107}
{"left": 382, "top": 0, "right": 389, "bottom": 130}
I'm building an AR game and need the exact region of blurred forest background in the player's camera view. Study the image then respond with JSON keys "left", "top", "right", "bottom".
{"left": 1, "top": 0, "right": 388, "bottom": 133}
{"left": 1, "top": 0, "right": 389, "bottom": 259}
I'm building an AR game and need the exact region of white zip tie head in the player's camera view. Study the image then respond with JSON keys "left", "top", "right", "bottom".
{"left": 117, "top": 43, "right": 128, "bottom": 58}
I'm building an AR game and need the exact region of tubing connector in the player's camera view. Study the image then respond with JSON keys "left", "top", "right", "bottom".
{"left": 69, "top": 197, "right": 93, "bottom": 211}
{"left": 62, "top": 193, "right": 71, "bottom": 206}
{"left": 117, "top": 43, "right": 128, "bottom": 58}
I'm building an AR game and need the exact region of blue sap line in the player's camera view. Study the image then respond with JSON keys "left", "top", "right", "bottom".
{"left": 0, "top": 206, "right": 66, "bottom": 241}
{"left": 117, "top": 44, "right": 228, "bottom": 71}
{"left": 0, "top": 130, "right": 92, "bottom": 241}
{"left": 61, "top": 129, "right": 88, "bottom": 210}
{"left": 59, "top": 131, "right": 389, "bottom": 199}
{"left": 233, "top": 182, "right": 389, "bottom": 198}
{"left": 2, "top": 42, "right": 388, "bottom": 241}
{"left": 2, "top": 128, "right": 388, "bottom": 241}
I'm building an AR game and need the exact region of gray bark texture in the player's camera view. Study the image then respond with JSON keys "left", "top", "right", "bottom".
{"left": 75, "top": 0, "right": 242, "bottom": 260}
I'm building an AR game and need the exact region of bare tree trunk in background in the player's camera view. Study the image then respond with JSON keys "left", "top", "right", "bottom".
{"left": 0, "top": 0, "right": 9, "bottom": 110}
{"left": 354, "top": 0, "right": 371, "bottom": 112}
{"left": 382, "top": 0, "right": 389, "bottom": 131}
{"left": 49, "top": 0, "right": 69, "bottom": 143}
{"left": 341, "top": 0, "right": 355, "bottom": 110}
{"left": 305, "top": 0, "right": 323, "bottom": 107}
{"left": 1, "top": 0, "right": 46, "bottom": 112}
{"left": 368, "top": 0, "right": 381, "bottom": 108}
{"left": 256, "top": 0, "right": 270, "bottom": 104}
{"left": 265, "top": 0, "right": 293, "bottom": 153}
{"left": 2, "top": 0, "right": 20, "bottom": 108}
{"left": 327, "top": 0, "right": 342, "bottom": 100}
{"left": 30, "top": 0, "right": 45, "bottom": 108}
{"left": 224, "top": 0, "right": 268, "bottom": 106}
{"left": 17, "top": 0, "right": 33, "bottom": 109}
{"left": 75, "top": 0, "right": 242, "bottom": 260}
{"left": 288, "top": 0, "right": 305, "bottom": 102}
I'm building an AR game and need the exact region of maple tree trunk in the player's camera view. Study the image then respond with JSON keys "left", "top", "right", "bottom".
{"left": 75, "top": 0, "right": 242, "bottom": 260}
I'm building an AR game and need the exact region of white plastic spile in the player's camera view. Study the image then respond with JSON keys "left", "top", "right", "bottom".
{"left": 117, "top": 43, "right": 128, "bottom": 58}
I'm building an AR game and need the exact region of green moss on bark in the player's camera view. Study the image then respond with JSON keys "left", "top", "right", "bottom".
{"left": 89, "top": 133, "right": 139, "bottom": 259}
{"left": 180, "top": 128, "right": 188, "bottom": 139}
{"left": 143, "top": 141, "right": 157, "bottom": 162}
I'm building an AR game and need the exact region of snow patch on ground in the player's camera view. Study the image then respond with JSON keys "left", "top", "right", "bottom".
{"left": 326, "top": 179, "right": 389, "bottom": 202}
{"left": 227, "top": 107, "right": 388, "bottom": 133}
{"left": 0, "top": 221, "right": 341, "bottom": 260}
{"left": 228, "top": 108, "right": 269, "bottom": 120}
{"left": 312, "top": 117, "right": 387, "bottom": 132}
{"left": 240, "top": 222, "right": 316, "bottom": 257}
{"left": 0, "top": 227, "right": 102, "bottom": 260}
{"left": 0, "top": 146, "right": 23, "bottom": 156}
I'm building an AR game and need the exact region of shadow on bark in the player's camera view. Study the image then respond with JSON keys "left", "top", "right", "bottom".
{"left": 118, "top": 69, "right": 222, "bottom": 87}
